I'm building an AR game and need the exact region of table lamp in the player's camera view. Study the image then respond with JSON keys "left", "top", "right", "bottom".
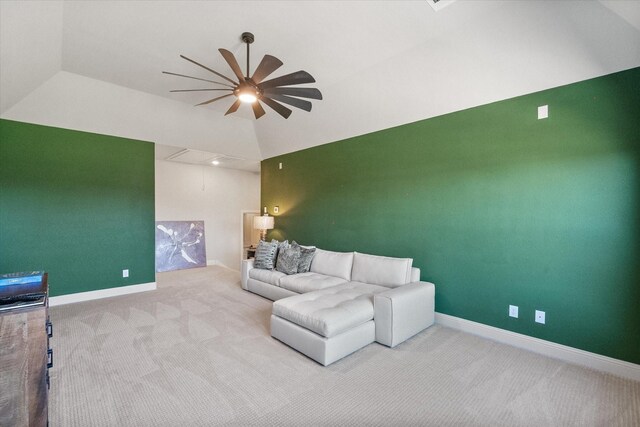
{"left": 253, "top": 215, "right": 274, "bottom": 241}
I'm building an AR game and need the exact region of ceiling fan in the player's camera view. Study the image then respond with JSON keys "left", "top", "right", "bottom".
{"left": 163, "top": 32, "right": 322, "bottom": 119}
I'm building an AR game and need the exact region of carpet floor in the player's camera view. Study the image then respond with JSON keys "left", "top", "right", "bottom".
{"left": 49, "top": 266, "right": 640, "bottom": 426}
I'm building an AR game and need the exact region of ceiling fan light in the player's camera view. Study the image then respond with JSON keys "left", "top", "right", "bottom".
{"left": 238, "top": 92, "right": 257, "bottom": 103}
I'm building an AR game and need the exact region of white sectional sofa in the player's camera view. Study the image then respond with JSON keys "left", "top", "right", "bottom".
{"left": 241, "top": 248, "right": 435, "bottom": 365}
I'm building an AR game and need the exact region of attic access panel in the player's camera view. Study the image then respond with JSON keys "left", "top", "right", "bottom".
{"left": 427, "top": 0, "right": 457, "bottom": 12}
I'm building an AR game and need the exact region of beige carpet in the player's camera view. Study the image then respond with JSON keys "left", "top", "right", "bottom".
{"left": 49, "top": 266, "right": 639, "bottom": 426}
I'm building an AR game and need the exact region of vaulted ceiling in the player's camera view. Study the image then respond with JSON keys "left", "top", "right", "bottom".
{"left": 2, "top": 1, "right": 639, "bottom": 167}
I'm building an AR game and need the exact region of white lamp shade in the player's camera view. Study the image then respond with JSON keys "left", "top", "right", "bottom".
{"left": 253, "top": 215, "right": 274, "bottom": 230}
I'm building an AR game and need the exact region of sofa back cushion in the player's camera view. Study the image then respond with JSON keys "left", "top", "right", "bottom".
{"left": 351, "top": 252, "right": 413, "bottom": 288}
{"left": 410, "top": 267, "right": 420, "bottom": 282}
{"left": 310, "top": 249, "right": 354, "bottom": 281}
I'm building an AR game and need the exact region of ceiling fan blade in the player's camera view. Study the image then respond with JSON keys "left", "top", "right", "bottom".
{"left": 260, "top": 96, "right": 292, "bottom": 119}
{"left": 219, "top": 49, "right": 246, "bottom": 82}
{"left": 252, "top": 101, "right": 266, "bottom": 119}
{"left": 251, "top": 55, "right": 284, "bottom": 84}
{"left": 266, "top": 93, "right": 312, "bottom": 112}
{"left": 180, "top": 55, "right": 237, "bottom": 85}
{"left": 170, "top": 88, "right": 233, "bottom": 93}
{"left": 162, "top": 71, "right": 235, "bottom": 88}
{"left": 258, "top": 71, "right": 316, "bottom": 89}
{"left": 225, "top": 99, "right": 242, "bottom": 116}
{"left": 263, "top": 87, "right": 322, "bottom": 100}
{"left": 195, "top": 93, "right": 234, "bottom": 106}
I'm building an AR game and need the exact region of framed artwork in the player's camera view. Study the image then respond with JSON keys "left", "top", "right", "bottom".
{"left": 155, "top": 221, "right": 206, "bottom": 272}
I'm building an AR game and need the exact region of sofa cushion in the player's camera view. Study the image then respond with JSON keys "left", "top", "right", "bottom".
{"left": 351, "top": 252, "right": 413, "bottom": 288}
{"left": 254, "top": 240, "right": 278, "bottom": 270}
{"left": 310, "top": 249, "right": 354, "bottom": 281}
{"left": 272, "top": 282, "right": 389, "bottom": 338}
{"left": 278, "top": 272, "right": 347, "bottom": 294}
{"left": 292, "top": 241, "right": 316, "bottom": 273}
{"left": 249, "top": 268, "right": 286, "bottom": 286}
{"left": 276, "top": 245, "right": 301, "bottom": 275}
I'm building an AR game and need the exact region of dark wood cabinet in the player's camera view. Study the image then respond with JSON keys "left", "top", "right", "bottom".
{"left": 0, "top": 274, "right": 50, "bottom": 427}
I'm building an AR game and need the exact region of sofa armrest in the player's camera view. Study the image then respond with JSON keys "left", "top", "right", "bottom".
{"left": 374, "top": 281, "right": 435, "bottom": 348}
{"left": 241, "top": 258, "right": 254, "bottom": 290}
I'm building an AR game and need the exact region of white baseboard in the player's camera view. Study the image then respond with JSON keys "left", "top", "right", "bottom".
{"left": 207, "top": 259, "right": 239, "bottom": 272}
{"left": 49, "top": 282, "right": 156, "bottom": 307}
{"left": 435, "top": 312, "right": 640, "bottom": 382}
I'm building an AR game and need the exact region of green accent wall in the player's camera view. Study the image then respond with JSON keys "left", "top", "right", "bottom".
{"left": 262, "top": 67, "right": 640, "bottom": 364}
{"left": 0, "top": 119, "right": 155, "bottom": 297}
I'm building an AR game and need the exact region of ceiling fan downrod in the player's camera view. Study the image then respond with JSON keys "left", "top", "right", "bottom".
{"left": 241, "top": 32, "right": 254, "bottom": 79}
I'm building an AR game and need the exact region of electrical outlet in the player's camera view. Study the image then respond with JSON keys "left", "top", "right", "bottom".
{"left": 279, "top": 162, "right": 283, "bottom": 170}
{"left": 535, "top": 310, "right": 545, "bottom": 324}
{"left": 509, "top": 305, "right": 519, "bottom": 318}
{"left": 122, "top": 269, "right": 129, "bottom": 278}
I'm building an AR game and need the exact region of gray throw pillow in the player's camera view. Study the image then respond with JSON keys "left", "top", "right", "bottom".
{"left": 271, "top": 239, "right": 289, "bottom": 262}
{"left": 254, "top": 240, "right": 278, "bottom": 270}
{"left": 276, "top": 245, "right": 301, "bottom": 275}
{"left": 292, "top": 241, "right": 316, "bottom": 273}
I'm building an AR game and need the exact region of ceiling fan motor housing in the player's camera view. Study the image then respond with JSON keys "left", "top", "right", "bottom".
{"left": 235, "top": 80, "right": 262, "bottom": 98}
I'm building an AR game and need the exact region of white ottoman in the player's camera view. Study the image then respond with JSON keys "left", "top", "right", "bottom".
{"left": 271, "top": 282, "right": 388, "bottom": 366}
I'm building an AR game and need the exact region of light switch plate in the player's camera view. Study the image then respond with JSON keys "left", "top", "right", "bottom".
{"left": 274, "top": 206, "right": 279, "bottom": 213}
{"left": 535, "top": 310, "right": 546, "bottom": 324}
{"left": 538, "top": 105, "right": 548, "bottom": 119}
{"left": 122, "top": 269, "right": 129, "bottom": 278}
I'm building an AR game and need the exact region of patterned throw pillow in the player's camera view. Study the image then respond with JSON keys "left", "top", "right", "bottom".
{"left": 292, "top": 241, "right": 316, "bottom": 273}
{"left": 254, "top": 240, "right": 278, "bottom": 270}
{"left": 276, "top": 245, "right": 301, "bottom": 275}
{"left": 271, "top": 239, "right": 289, "bottom": 262}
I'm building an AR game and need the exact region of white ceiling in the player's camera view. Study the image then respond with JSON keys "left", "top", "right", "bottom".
{"left": 2, "top": 1, "right": 639, "bottom": 165}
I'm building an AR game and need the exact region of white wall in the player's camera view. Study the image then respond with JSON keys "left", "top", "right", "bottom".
{"left": 155, "top": 159, "right": 260, "bottom": 271}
